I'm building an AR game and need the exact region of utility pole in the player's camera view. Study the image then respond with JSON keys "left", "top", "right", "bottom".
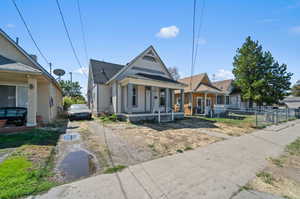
{"left": 49, "top": 62, "right": 52, "bottom": 75}
{"left": 69, "top": 72, "right": 73, "bottom": 82}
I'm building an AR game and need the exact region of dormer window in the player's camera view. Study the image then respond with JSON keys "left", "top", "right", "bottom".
{"left": 142, "top": 55, "right": 157, "bottom": 63}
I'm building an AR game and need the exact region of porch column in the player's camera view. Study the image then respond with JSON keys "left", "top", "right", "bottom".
{"left": 190, "top": 92, "right": 193, "bottom": 115}
{"left": 151, "top": 86, "right": 155, "bottom": 112}
{"left": 127, "top": 84, "right": 133, "bottom": 114}
{"left": 204, "top": 92, "right": 207, "bottom": 115}
{"left": 165, "top": 88, "right": 170, "bottom": 112}
{"left": 171, "top": 89, "right": 174, "bottom": 110}
{"left": 117, "top": 84, "right": 122, "bottom": 113}
{"left": 27, "top": 77, "right": 37, "bottom": 126}
{"left": 180, "top": 89, "right": 184, "bottom": 112}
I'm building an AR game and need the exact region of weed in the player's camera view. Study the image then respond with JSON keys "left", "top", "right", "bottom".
{"left": 256, "top": 171, "right": 275, "bottom": 185}
{"left": 184, "top": 146, "right": 193, "bottom": 151}
{"left": 104, "top": 165, "right": 127, "bottom": 174}
{"left": 286, "top": 138, "right": 300, "bottom": 155}
{"left": 269, "top": 157, "right": 285, "bottom": 167}
{"left": 176, "top": 149, "right": 183, "bottom": 153}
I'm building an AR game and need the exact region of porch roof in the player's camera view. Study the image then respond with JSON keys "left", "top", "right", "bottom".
{"left": 120, "top": 73, "right": 186, "bottom": 89}
{"left": 0, "top": 62, "right": 42, "bottom": 74}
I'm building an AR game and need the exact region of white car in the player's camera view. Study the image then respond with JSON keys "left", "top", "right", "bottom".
{"left": 68, "top": 104, "right": 92, "bottom": 121}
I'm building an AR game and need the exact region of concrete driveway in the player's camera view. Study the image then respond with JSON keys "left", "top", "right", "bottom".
{"left": 30, "top": 120, "right": 300, "bottom": 199}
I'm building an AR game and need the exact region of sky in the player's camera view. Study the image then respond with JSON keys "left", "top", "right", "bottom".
{"left": 1, "top": 0, "right": 300, "bottom": 95}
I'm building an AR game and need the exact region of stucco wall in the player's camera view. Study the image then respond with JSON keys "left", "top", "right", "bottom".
{"left": 37, "top": 82, "right": 50, "bottom": 122}
{"left": 0, "top": 34, "right": 38, "bottom": 69}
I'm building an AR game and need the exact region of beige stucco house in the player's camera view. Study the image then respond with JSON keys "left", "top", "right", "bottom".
{"left": 0, "top": 29, "right": 63, "bottom": 126}
{"left": 88, "top": 46, "right": 186, "bottom": 122}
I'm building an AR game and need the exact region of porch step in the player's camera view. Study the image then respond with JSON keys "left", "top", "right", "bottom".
{"left": 157, "top": 115, "right": 173, "bottom": 123}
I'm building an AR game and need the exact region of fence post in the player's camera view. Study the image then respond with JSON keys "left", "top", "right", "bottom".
{"left": 255, "top": 110, "right": 258, "bottom": 127}
{"left": 286, "top": 108, "right": 288, "bottom": 121}
{"left": 275, "top": 109, "right": 278, "bottom": 125}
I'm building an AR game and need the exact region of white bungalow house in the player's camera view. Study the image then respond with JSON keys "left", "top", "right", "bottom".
{"left": 87, "top": 46, "right": 186, "bottom": 122}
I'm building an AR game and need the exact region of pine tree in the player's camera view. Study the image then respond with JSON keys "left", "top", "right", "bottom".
{"left": 233, "top": 36, "right": 292, "bottom": 106}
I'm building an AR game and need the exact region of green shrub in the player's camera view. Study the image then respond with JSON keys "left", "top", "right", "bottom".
{"left": 63, "top": 96, "right": 86, "bottom": 110}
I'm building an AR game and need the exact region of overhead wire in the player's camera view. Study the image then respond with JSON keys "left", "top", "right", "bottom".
{"left": 193, "top": 0, "right": 206, "bottom": 68}
{"left": 55, "top": 0, "right": 88, "bottom": 78}
{"left": 76, "top": 0, "right": 89, "bottom": 64}
{"left": 11, "top": 0, "right": 50, "bottom": 69}
{"left": 190, "top": 0, "right": 197, "bottom": 90}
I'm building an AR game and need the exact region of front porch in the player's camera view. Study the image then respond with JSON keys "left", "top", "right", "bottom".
{"left": 0, "top": 68, "right": 51, "bottom": 127}
{"left": 114, "top": 75, "right": 186, "bottom": 122}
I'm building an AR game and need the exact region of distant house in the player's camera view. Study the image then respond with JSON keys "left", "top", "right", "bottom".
{"left": 175, "top": 73, "right": 224, "bottom": 115}
{"left": 0, "top": 29, "right": 63, "bottom": 126}
{"left": 87, "top": 46, "right": 186, "bottom": 122}
{"left": 213, "top": 79, "right": 256, "bottom": 109}
{"left": 282, "top": 96, "right": 300, "bottom": 109}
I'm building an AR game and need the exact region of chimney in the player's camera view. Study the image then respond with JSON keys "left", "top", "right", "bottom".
{"left": 29, "top": 54, "right": 37, "bottom": 62}
{"left": 16, "top": 37, "right": 19, "bottom": 45}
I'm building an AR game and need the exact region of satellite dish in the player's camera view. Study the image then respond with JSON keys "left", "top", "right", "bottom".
{"left": 53, "top": 69, "right": 65, "bottom": 80}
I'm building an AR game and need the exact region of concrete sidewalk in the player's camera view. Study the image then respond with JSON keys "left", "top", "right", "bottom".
{"left": 31, "top": 120, "right": 300, "bottom": 199}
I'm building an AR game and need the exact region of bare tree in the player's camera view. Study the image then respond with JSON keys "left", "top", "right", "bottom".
{"left": 168, "top": 67, "right": 180, "bottom": 80}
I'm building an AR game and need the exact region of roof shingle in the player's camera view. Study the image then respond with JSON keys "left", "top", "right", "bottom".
{"left": 90, "top": 59, "right": 124, "bottom": 84}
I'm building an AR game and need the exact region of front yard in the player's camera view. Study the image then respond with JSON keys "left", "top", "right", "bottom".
{"left": 0, "top": 128, "right": 64, "bottom": 199}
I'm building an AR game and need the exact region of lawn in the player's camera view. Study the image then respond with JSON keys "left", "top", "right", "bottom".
{"left": 196, "top": 114, "right": 256, "bottom": 128}
{"left": 0, "top": 129, "right": 63, "bottom": 199}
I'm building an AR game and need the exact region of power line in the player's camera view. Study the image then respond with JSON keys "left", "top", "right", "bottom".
{"left": 193, "top": 0, "right": 206, "bottom": 68}
{"left": 55, "top": 0, "right": 88, "bottom": 78}
{"left": 76, "top": 0, "right": 89, "bottom": 64}
{"left": 190, "top": 0, "right": 197, "bottom": 90}
{"left": 11, "top": 0, "right": 50, "bottom": 68}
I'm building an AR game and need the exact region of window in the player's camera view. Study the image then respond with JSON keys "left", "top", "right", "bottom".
{"left": 132, "top": 86, "right": 138, "bottom": 106}
{"left": 159, "top": 89, "right": 166, "bottom": 106}
{"left": 217, "top": 96, "right": 223, "bottom": 104}
{"left": 0, "top": 85, "right": 16, "bottom": 107}
{"left": 225, "top": 96, "right": 230, "bottom": 105}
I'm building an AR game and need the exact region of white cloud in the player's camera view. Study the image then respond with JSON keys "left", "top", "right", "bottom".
{"left": 156, "top": 25, "right": 179, "bottom": 39}
{"left": 289, "top": 26, "right": 300, "bottom": 34}
{"left": 74, "top": 67, "right": 88, "bottom": 75}
{"left": 6, "top": 24, "right": 15, "bottom": 28}
{"left": 213, "top": 69, "right": 234, "bottom": 81}
{"left": 197, "top": 37, "right": 207, "bottom": 45}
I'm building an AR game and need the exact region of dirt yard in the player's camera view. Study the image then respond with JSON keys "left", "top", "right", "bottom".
{"left": 101, "top": 117, "right": 239, "bottom": 157}
{"left": 246, "top": 138, "right": 300, "bottom": 199}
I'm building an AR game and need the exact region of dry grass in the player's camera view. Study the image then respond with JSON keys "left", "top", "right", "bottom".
{"left": 104, "top": 121, "right": 223, "bottom": 156}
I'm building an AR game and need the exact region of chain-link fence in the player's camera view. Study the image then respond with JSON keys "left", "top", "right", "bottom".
{"left": 212, "top": 106, "right": 300, "bottom": 128}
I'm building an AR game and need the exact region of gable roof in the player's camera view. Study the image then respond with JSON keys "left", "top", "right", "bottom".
{"left": 0, "top": 29, "right": 61, "bottom": 92}
{"left": 90, "top": 59, "right": 124, "bottom": 84}
{"left": 106, "top": 45, "right": 173, "bottom": 84}
{"left": 212, "top": 79, "right": 233, "bottom": 92}
{"left": 178, "top": 73, "right": 221, "bottom": 93}
{"left": 178, "top": 73, "right": 206, "bottom": 91}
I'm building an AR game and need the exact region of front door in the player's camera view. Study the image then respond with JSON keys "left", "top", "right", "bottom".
{"left": 145, "top": 88, "right": 151, "bottom": 112}
{"left": 196, "top": 97, "right": 204, "bottom": 114}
